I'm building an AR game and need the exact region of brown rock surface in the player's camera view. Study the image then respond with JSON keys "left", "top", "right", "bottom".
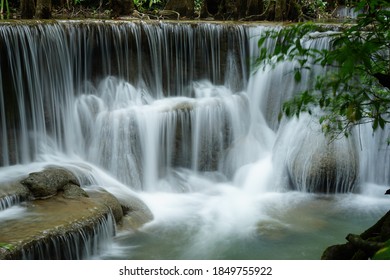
{"left": 0, "top": 192, "right": 116, "bottom": 259}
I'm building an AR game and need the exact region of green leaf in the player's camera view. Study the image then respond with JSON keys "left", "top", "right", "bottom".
{"left": 295, "top": 38, "right": 303, "bottom": 53}
{"left": 373, "top": 118, "right": 379, "bottom": 130}
{"left": 294, "top": 70, "right": 302, "bottom": 82}
{"left": 0, "top": 242, "right": 15, "bottom": 251}
{"left": 253, "top": 1, "right": 390, "bottom": 137}
{"left": 284, "top": 105, "right": 291, "bottom": 116}
{"left": 298, "top": 58, "right": 308, "bottom": 67}
{"left": 258, "top": 37, "right": 267, "bottom": 48}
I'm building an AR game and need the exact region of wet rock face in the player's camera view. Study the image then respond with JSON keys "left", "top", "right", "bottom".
{"left": 90, "top": 190, "right": 124, "bottom": 223}
{"left": 0, "top": 194, "right": 115, "bottom": 260}
{"left": 0, "top": 186, "right": 153, "bottom": 259}
{"left": 0, "top": 182, "right": 30, "bottom": 210}
{"left": 20, "top": 167, "right": 81, "bottom": 199}
{"left": 120, "top": 195, "right": 154, "bottom": 229}
{"left": 274, "top": 116, "right": 359, "bottom": 194}
{"left": 287, "top": 140, "right": 359, "bottom": 193}
{"left": 1, "top": 166, "right": 154, "bottom": 259}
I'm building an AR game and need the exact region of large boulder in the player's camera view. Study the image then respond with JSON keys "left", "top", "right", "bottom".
{"left": 274, "top": 115, "right": 359, "bottom": 193}
{"left": 20, "top": 167, "right": 81, "bottom": 199}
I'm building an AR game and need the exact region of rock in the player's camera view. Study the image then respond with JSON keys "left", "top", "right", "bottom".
{"left": 322, "top": 210, "right": 390, "bottom": 259}
{"left": 0, "top": 182, "right": 30, "bottom": 208}
{"left": 0, "top": 192, "right": 116, "bottom": 260}
{"left": 274, "top": 115, "right": 359, "bottom": 193}
{"left": 0, "top": 177, "right": 153, "bottom": 259}
{"left": 287, "top": 139, "right": 358, "bottom": 193}
{"left": 20, "top": 167, "right": 80, "bottom": 199}
{"left": 360, "top": 211, "right": 390, "bottom": 241}
{"left": 120, "top": 195, "right": 154, "bottom": 229}
{"left": 62, "top": 183, "right": 89, "bottom": 199}
{"left": 89, "top": 190, "right": 124, "bottom": 223}
{"left": 88, "top": 189, "right": 153, "bottom": 230}
{"left": 321, "top": 243, "right": 356, "bottom": 260}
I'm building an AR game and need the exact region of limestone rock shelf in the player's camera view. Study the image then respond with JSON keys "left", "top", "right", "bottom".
{"left": 0, "top": 167, "right": 153, "bottom": 260}
{"left": 0, "top": 192, "right": 115, "bottom": 259}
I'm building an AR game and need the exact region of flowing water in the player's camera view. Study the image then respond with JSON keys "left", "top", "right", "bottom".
{"left": 0, "top": 20, "right": 389, "bottom": 259}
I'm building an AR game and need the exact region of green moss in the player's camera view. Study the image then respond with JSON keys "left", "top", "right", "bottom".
{"left": 372, "top": 240, "right": 390, "bottom": 260}
{"left": 0, "top": 242, "right": 16, "bottom": 251}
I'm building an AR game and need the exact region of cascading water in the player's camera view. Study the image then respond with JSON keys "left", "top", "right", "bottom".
{"left": 0, "top": 20, "right": 389, "bottom": 260}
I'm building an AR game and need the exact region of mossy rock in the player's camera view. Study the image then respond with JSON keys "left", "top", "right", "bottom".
{"left": 20, "top": 167, "right": 80, "bottom": 199}
{"left": 373, "top": 239, "right": 390, "bottom": 260}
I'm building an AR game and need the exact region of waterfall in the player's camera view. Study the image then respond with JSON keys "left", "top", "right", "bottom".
{"left": 1, "top": 21, "right": 389, "bottom": 260}
{"left": 19, "top": 212, "right": 116, "bottom": 260}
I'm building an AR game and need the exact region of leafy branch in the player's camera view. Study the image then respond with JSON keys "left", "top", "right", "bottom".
{"left": 256, "top": 0, "right": 390, "bottom": 138}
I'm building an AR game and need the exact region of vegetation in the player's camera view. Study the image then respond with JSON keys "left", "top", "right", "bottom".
{"left": 0, "top": 0, "right": 10, "bottom": 15}
{"left": 133, "top": 0, "right": 165, "bottom": 11}
{"left": 0, "top": 242, "right": 15, "bottom": 251}
{"left": 6, "top": 0, "right": 367, "bottom": 20}
{"left": 373, "top": 239, "right": 390, "bottom": 259}
{"left": 256, "top": 0, "right": 390, "bottom": 138}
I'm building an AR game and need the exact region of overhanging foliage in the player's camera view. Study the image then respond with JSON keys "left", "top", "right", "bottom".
{"left": 256, "top": 0, "right": 390, "bottom": 138}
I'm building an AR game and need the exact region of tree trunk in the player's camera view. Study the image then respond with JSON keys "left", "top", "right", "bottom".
{"left": 201, "top": 0, "right": 246, "bottom": 20}
{"left": 110, "top": 0, "right": 134, "bottom": 18}
{"left": 200, "top": 0, "right": 304, "bottom": 21}
{"left": 275, "top": 0, "right": 286, "bottom": 21}
{"left": 35, "top": 0, "right": 52, "bottom": 19}
{"left": 165, "top": 0, "right": 194, "bottom": 18}
{"left": 201, "top": 0, "right": 220, "bottom": 18}
{"left": 20, "top": 0, "right": 36, "bottom": 19}
{"left": 245, "top": 0, "right": 264, "bottom": 19}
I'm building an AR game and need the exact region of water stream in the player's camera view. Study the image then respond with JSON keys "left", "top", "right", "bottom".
{"left": 0, "top": 20, "right": 389, "bottom": 259}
